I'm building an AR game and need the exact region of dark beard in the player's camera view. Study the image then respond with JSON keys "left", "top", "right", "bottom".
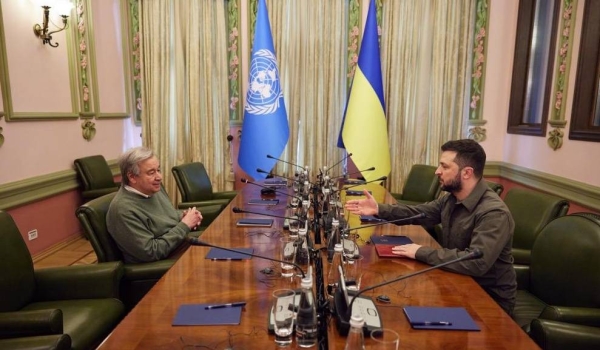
{"left": 441, "top": 173, "right": 462, "bottom": 192}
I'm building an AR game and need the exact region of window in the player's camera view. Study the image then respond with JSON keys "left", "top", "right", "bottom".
{"left": 507, "top": 0, "right": 560, "bottom": 136}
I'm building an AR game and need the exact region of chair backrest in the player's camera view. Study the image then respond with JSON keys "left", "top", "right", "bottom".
{"left": 486, "top": 180, "right": 504, "bottom": 196}
{"left": 74, "top": 155, "right": 117, "bottom": 192}
{"left": 0, "top": 211, "right": 36, "bottom": 311}
{"left": 171, "top": 162, "right": 214, "bottom": 202}
{"left": 76, "top": 192, "right": 123, "bottom": 263}
{"left": 530, "top": 213, "right": 600, "bottom": 307}
{"left": 504, "top": 188, "right": 569, "bottom": 265}
{"left": 400, "top": 164, "right": 440, "bottom": 203}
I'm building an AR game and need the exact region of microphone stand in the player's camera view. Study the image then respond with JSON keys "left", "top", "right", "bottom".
{"left": 325, "top": 152, "right": 353, "bottom": 175}
{"left": 187, "top": 237, "right": 306, "bottom": 279}
{"left": 328, "top": 167, "right": 375, "bottom": 181}
{"left": 266, "top": 154, "right": 306, "bottom": 171}
{"left": 240, "top": 178, "right": 302, "bottom": 202}
{"left": 256, "top": 168, "right": 299, "bottom": 183}
{"left": 332, "top": 176, "right": 388, "bottom": 195}
{"left": 341, "top": 213, "right": 426, "bottom": 235}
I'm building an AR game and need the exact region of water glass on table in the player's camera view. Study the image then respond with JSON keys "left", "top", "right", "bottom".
{"left": 345, "top": 254, "right": 363, "bottom": 291}
{"left": 369, "top": 328, "right": 399, "bottom": 350}
{"left": 272, "top": 289, "right": 296, "bottom": 346}
{"left": 280, "top": 237, "right": 297, "bottom": 278}
{"left": 288, "top": 217, "right": 300, "bottom": 238}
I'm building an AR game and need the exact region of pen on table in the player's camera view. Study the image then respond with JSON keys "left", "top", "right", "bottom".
{"left": 211, "top": 258, "right": 243, "bottom": 261}
{"left": 205, "top": 302, "right": 247, "bottom": 310}
{"left": 411, "top": 321, "right": 452, "bottom": 326}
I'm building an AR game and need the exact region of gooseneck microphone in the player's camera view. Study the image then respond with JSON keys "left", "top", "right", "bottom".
{"left": 240, "top": 178, "right": 302, "bottom": 201}
{"left": 345, "top": 249, "right": 483, "bottom": 318}
{"left": 333, "top": 176, "right": 388, "bottom": 193}
{"left": 342, "top": 213, "right": 426, "bottom": 234}
{"left": 328, "top": 167, "right": 375, "bottom": 180}
{"left": 232, "top": 206, "right": 298, "bottom": 222}
{"left": 187, "top": 237, "right": 306, "bottom": 278}
{"left": 325, "top": 152, "right": 353, "bottom": 174}
{"left": 256, "top": 168, "right": 298, "bottom": 183}
{"left": 266, "top": 154, "right": 306, "bottom": 171}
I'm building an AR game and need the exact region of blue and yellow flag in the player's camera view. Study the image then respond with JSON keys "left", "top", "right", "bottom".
{"left": 238, "top": 0, "right": 289, "bottom": 180}
{"left": 338, "top": 0, "right": 390, "bottom": 182}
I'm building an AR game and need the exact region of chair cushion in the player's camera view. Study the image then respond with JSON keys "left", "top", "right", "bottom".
{"left": 0, "top": 334, "right": 72, "bottom": 350}
{"left": 172, "top": 162, "right": 214, "bottom": 201}
{"left": 74, "top": 155, "right": 117, "bottom": 191}
{"left": 76, "top": 192, "right": 123, "bottom": 262}
{"left": 529, "top": 319, "right": 600, "bottom": 350}
{"left": 513, "top": 290, "right": 547, "bottom": 329}
{"left": 23, "top": 299, "right": 124, "bottom": 350}
{"left": 397, "top": 164, "right": 439, "bottom": 203}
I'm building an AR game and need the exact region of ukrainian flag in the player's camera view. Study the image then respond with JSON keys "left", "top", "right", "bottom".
{"left": 338, "top": 0, "right": 390, "bottom": 182}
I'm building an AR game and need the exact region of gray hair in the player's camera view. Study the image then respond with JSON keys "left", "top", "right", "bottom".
{"left": 118, "top": 146, "right": 156, "bottom": 185}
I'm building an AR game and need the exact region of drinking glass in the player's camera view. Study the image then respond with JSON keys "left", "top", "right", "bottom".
{"left": 288, "top": 217, "right": 300, "bottom": 238}
{"left": 369, "top": 328, "right": 399, "bottom": 350}
{"left": 272, "top": 289, "right": 296, "bottom": 345}
{"left": 345, "top": 254, "right": 363, "bottom": 291}
{"left": 280, "top": 237, "right": 297, "bottom": 277}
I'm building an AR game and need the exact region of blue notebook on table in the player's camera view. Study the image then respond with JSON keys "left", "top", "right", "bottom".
{"left": 205, "top": 247, "right": 254, "bottom": 260}
{"left": 173, "top": 303, "right": 243, "bottom": 326}
{"left": 403, "top": 306, "right": 480, "bottom": 331}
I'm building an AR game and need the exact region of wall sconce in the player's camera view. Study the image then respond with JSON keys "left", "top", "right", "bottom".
{"left": 32, "top": 0, "right": 74, "bottom": 48}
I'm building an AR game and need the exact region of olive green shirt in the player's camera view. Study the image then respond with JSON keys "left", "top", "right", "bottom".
{"left": 378, "top": 179, "right": 516, "bottom": 313}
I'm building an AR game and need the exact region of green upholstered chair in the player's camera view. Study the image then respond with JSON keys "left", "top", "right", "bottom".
{"left": 391, "top": 164, "right": 440, "bottom": 205}
{"left": 486, "top": 180, "right": 504, "bottom": 196}
{"left": 0, "top": 334, "right": 71, "bottom": 350}
{"left": 503, "top": 188, "right": 569, "bottom": 265}
{"left": 0, "top": 210, "right": 124, "bottom": 350}
{"left": 76, "top": 192, "right": 176, "bottom": 310}
{"left": 513, "top": 213, "right": 600, "bottom": 344}
{"left": 172, "top": 162, "right": 237, "bottom": 225}
{"left": 74, "top": 155, "right": 120, "bottom": 201}
{"left": 529, "top": 319, "right": 600, "bottom": 350}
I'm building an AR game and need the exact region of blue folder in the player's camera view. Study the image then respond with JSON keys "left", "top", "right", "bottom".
{"left": 205, "top": 247, "right": 254, "bottom": 260}
{"left": 173, "top": 303, "right": 242, "bottom": 326}
{"left": 403, "top": 306, "right": 480, "bottom": 331}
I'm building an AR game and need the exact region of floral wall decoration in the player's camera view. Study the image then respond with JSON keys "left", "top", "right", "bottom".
{"left": 468, "top": 0, "right": 489, "bottom": 142}
{"left": 548, "top": 0, "right": 576, "bottom": 150}
{"left": 76, "top": 0, "right": 91, "bottom": 114}
{"left": 346, "top": 0, "right": 360, "bottom": 88}
{"left": 81, "top": 120, "right": 96, "bottom": 141}
{"left": 129, "top": 0, "right": 142, "bottom": 123}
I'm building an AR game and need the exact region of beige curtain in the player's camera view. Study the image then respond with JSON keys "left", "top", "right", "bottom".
{"left": 140, "top": 0, "right": 231, "bottom": 203}
{"left": 381, "top": 0, "right": 475, "bottom": 193}
{"left": 266, "top": 0, "right": 348, "bottom": 176}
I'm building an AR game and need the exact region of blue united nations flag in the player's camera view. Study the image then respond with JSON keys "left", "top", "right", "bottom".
{"left": 238, "top": 0, "right": 289, "bottom": 180}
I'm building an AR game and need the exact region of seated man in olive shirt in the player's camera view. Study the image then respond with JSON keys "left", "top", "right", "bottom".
{"left": 107, "top": 146, "right": 203, "bottom": 263}
{"left": 345, "top": 139, "right": 516, "bottom": 314}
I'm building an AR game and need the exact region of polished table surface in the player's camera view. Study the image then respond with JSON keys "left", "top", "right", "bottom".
{"left": 99, "top": 182, "right": 539, "bottom": 349}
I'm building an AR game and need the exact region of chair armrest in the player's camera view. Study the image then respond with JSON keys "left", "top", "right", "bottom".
{"left": 122, "top": 259, "right": 175, "bottom": 281}
{"left": 213, "top": 191, "right": 237, "bottom": 201}
{"left": 33, "top": 262, "right": 123, "bottom": 301}
{"left": 514, "top": 264, "right": 530, "bottom": 290}
{"left": 540, "top": 306, "right": 600, "bottom": 327}
{"left": 530, "top": 319, "right": 600, "bottom": 350}
{"left": 0, "top": 309, "right": 62, "bottom": 338}
{"left": 0, "top": 334, "right": 71, "bottom": 350}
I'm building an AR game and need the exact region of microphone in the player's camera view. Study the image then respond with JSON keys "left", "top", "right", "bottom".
{"left": 187, "top": 237, "right": 306, "bottom": 278}
{"left": 333, "top": 176, "right": 388, "bottom": 193}
{"left": 240, "top": 178, "right": 302, "bottom": 201}
{"left": 325, "top": 152, "right": 353, "bottom": 174}
{"left": 334, "top": 248, "right": 483, "bottom": 334}
{"left": 346, "top": 249, "right": 483, "bottom": 317}
{"left": 266, "top": 154, "right": 306, "bottom": 171}
{"left": 328, "top": 167, "right": 375, "bottom": 180}
{"left": 256, "top": 168, "right": 299, "bottom": 183}
{"left": 232, "top": 206, "right": 298, "bottom": 222}
{"left": 342, "top": 213, "right": 426, "bottom": 234}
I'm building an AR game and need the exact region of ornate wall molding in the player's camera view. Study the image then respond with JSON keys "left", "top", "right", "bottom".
{"left": 346, "top": 0, "right": 361, "bottom": 88}
{"left": 547, "top": 0, "right": 577, "bottom": 150}
{"left": 75, "top": 0, "right": 92, "bottom": 115}
{"left": 128, "top": 0, "right": 142, "bottom": 124}
{"left": 468, "top": 0, "right": 489, "bottom": 142}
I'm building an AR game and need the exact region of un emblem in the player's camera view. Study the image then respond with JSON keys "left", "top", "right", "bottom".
{"left": 245, "top": 49, "right": 283, "bottom": 115}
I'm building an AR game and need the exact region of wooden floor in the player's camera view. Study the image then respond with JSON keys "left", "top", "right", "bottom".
{"left": 33, "top": 236, "right": 98, "bottom": 269}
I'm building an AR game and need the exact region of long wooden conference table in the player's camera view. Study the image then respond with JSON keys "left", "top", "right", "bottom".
{"left": 98, "top": 182, "right": 539, "bottom": 349}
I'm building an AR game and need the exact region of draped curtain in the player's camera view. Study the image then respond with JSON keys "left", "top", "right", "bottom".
{"left": 266, "top": 0, "right": 348, "bottom": 176}
{"left": 139, "top": 0, "right": 230, "bottom": 203}
{"left": 381, "top": 0, "right": 475, "bottom": 193}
